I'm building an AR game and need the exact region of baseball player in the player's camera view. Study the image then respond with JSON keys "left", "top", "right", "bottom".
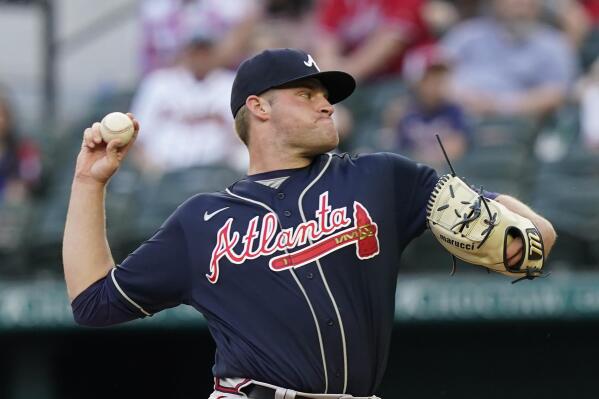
{"left": 63, "top": 48, "right": 557, "bottom": 398}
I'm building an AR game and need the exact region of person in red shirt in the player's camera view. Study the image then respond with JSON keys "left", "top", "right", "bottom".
{"left": 314, "top": 0, "right": 435, "bottom": 82}
{"left": 582, "top": 0, "right": 599, "bottom": 23}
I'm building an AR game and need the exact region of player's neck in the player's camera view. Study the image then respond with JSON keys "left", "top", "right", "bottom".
{"left": 246, "top": 145, "right": 313, "bottom": 176}
{"left": 247, "top": 156, "right": 312, "bottom": 176}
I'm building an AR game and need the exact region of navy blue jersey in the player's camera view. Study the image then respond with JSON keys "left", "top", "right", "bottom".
{"left": 72, "top": 152, "right": 438, "bottom": 396}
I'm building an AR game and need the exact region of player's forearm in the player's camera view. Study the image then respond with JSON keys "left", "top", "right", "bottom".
{"left": 63, "top": 177, "right": 115, "bottom": 302}
{"left": 213, "top": 9, "right": 261, "bottom": 67}
{"left": 495, "top": 194, "right": 557, "bottom": 256}
{"left": 345, "top": 29, "right": 405, "bottom": 81}
{"left": 509, "top": 87, "right": 565, "bottom": 117}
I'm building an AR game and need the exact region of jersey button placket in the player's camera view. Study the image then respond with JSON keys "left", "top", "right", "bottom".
{"left": 283, "top": 210, "right": 292, "bottom": 217}
{"left": 277, "top": 192, "right": 285, "bottom": 200}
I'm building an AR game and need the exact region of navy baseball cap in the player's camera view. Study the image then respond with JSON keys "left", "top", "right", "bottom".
{"left": 230, "top": 48, "right": 356, "bottom": 117}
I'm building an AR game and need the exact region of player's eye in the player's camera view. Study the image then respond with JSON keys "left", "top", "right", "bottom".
{"left": 298, "top": 91, "right": 311, "bottom": 99}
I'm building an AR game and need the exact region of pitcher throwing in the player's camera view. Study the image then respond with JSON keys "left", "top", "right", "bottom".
{"left": 63, "top": 48, "right": 556, "bottom": 398}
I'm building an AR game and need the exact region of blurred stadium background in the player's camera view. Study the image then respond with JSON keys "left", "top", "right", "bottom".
{"left": 1, "top": 0, "right": 599, "bottom": 398}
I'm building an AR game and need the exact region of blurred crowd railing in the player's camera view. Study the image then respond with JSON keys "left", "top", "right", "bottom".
{"left": 5, "top": 272, "right": 599, "bottom": 331}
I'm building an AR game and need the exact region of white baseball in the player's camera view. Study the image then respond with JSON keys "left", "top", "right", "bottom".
{"left": 100, "top": 112, "right": 134, "bottom": 146}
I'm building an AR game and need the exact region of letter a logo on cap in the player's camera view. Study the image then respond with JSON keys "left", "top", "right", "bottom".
{"left": 304, "top": 54, "right": 320, "bottom": 72}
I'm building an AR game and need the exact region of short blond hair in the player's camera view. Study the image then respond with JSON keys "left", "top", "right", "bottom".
{"left": 234, "top": 105, "right": 250, "bottom": 146}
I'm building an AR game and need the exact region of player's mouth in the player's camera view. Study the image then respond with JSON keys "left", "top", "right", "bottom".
{"left": 317, "top": 117, "right": 334, "bottom": 123}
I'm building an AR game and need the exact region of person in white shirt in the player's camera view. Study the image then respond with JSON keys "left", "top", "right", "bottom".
{"left": 131, "top": 31, "right": 248, "bottom": 177}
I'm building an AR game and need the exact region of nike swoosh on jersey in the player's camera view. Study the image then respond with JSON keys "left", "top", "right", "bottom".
{"left": 204, "top": 207, "right": 229, "bottom": 221}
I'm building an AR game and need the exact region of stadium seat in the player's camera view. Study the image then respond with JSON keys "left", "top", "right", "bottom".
{"left": 23, "top": 155, "right": 141, "bottom": 273}
{"left": 25, "top": 195, "right": 67, "bottom": 273}
{"left": 531, "top": 149, "right": 599, "bottom": 268}
{"left": 0, "top": 203, "right": 32, "bottom": 274}
{"left": 471, "top": 116, "right": 538, "bottom": 151}
{"left": 400, "top": 232, "right": 450, "bottom": 274}
{"left": 131, "top": 165, "right": 242, "bottom": 240}
{"left": 454, "top": 146, "right": 534, "bottom": 201}
{"left": 580, "top": 27, "right": 599, "bottom": 72}
{"left": 342, "top": 79, "right": 408, "bottom": 151}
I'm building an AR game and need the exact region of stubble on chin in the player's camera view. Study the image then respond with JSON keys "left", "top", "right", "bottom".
{"left": 310, "top": 125, "right": 339, "bottom": 155}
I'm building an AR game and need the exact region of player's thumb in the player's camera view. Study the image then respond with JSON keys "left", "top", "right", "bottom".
{"left": 106, "top": 139, "right": 124, "bottom": 165}
{"left": 88, "top": 141, "right": 121, "bottom": 183}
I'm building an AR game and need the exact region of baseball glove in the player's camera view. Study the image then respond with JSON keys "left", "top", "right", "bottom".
{"left": 426, "top": 174, "right": 546, "bottom": 283}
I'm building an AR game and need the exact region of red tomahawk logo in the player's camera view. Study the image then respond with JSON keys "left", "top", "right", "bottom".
{"left": 269, "top": 202, "right": 380, "bottom": 271}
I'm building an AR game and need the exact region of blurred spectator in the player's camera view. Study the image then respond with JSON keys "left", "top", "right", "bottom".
{"left": 131, "top": 31, "right": 248, "bottom": 178}
{"left": 576, "top": 56, "right": 599, "bottom": 151}
{"left": 313, "top": 0, "right": 436, "bottom": 83}
{"left": 0, "top": 90, "right": 42, "bottom": 204}
{"left": 380, "top": 46, "right": 471, "bottom": 169}
{"left": 442, "top": 0, "right": 577, "bottom": 119}
{"left": 541, "top": 0, "right": 591, "bottom": 49}
{"left": 246, "top": 0, "right": 317, "bottom": 54}
{"left": 453, "top": 0, "right": 594, "bottom": 41}
{"left": 140, "top": 0, "right": 259, "bottom": 74}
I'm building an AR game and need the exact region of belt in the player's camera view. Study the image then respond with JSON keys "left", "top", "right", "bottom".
{"left": 246, "top": 385, "right": 311, "bottom": 399}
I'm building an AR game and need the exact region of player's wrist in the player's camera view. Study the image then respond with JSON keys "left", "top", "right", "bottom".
{"left": 73, "top": 173, "right": 108, "bottom": 191}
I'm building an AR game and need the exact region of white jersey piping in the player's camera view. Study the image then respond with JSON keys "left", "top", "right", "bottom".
{"left": 111, "top": 268, "right": 151, "bottom": 316}
{"left": 297, "top": 153, "right": 348, "bottom": 393}
{"left": 224, "top": 188, "right": 330, "bottom": 393}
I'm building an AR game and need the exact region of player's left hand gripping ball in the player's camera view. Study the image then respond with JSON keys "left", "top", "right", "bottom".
{"left": 100, "top": 112, "right": 135, "bottom": 146}
{"left": 426, "top": 174, "right": 546, "bottom": 283}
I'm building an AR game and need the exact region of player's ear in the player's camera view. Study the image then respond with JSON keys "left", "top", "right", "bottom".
{"left": 246, "top": 95, "right": 271, "bottom": 121}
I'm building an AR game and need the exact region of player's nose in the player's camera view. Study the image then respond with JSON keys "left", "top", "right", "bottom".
{"left": 318, "top": 96, "right": 334, "bottom": 117}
